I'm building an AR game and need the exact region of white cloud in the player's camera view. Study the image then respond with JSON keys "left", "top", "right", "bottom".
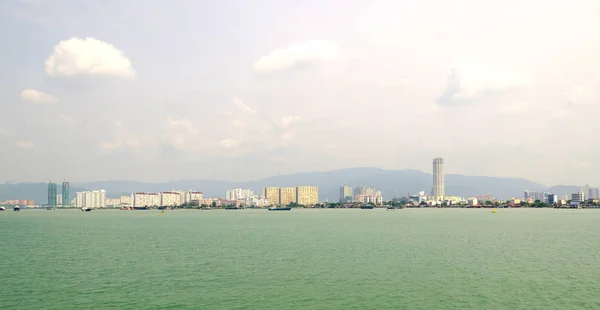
{"left": 58, "top": 113, "right": 80, "bottom": 125}
{"left": 280, "top": 116, "right": 300, "bottom": 129}
{"left": 166, "top": 116, "right": 199, "bottom": 135}
{"left": 20, "top": 89, "right": 58, "bottom": 104}
{"left": 45, "top": 37, "right": 135, "bottom": 78}
{"left": 220, "top": 138, "right": 240, "bottom": 149}
{"left": 15, "top": 141, "right": 35, "bottom": 149}
{"left": 232, "top": 97, "right": 255, "bottom": 113}
{"left": 253, "top": 40, "right": 340, "bottom": 73}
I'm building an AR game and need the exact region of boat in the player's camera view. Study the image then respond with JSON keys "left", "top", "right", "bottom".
{"left": 0, "top": 206, "right": 5, "bottom": 211}
{"left": 360, "top": 205, "right": 374, "bottom": 209}
{"left": 133, "top": 206, "right": 150, "bottom": 210}
{"left": 13, "top": 206, "right": 20, "bottom": 211}
{"left": 224, "top": 206, "right": 242, "bottom": 210}
{"left": 46, "top": 206, "right": 56, "bottom": 210}
{"left": 268, "top": 207, "right": 291, "bottom": 211}
{"left": 386, "top": 207, "right": 397, "bottom": 210}
{"left": 81, "top": 207, "right": 92, "bottom": 212}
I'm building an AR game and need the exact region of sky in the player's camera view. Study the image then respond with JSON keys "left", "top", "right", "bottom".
{"left": 1, "top": 0, "right": 599, "bottom": 186}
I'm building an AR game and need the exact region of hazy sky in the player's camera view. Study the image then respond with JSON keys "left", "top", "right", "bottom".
{"left": 1, "top": 0, "right": 599, "bottom": 185}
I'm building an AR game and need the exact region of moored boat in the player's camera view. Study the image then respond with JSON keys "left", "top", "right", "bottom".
{"left": 13, "top": 206, "right": 20, "bottom": 211}
{"left": 268, "top": 207, "right": 291, "bottom": 211}
{"left": 360, "top": 205, "right": 374, "bottom": 209}
{"left": 0, "top": 206, "right": 5, "bottom": 211}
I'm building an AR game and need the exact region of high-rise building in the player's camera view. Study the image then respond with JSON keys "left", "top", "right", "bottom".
{"left": 160, "top": 192, "right": 181, "bottom": 207}
{"left": 47, "top": 182, "right": 57, "bottom": 206}
{"left": 226, "top": 188, "right": 254, "bottom": 200}
{"left": 547, "top": 193, "right": 558, "bottom": 204}
{"left": 279, "top": 187, "right": 296, "bottom": 206}
{"left": 76, "top": 190, "right": 106, "bottom": 209}
{"left": 339, "top": 185, "right": 352, "bottom": 203}
{"left": 296, "top": 186, "right": 318, "bottom": 205}
{"left": 56, "top": 194, "right": 62, "bottom": 205}
{"left": 61, "top": 181, "right": 70, "bottom": 206}
{"left": 132, "top": 192, "right": 160, "bottom": 208}
{"left": 432, "top": 157, "right": 444, "bottom": 200}
{"left": 588, "top": 187, "right": 599, "bottom": 200}
{"left": 263, "top": 187, "right": 280, "bottom": 205}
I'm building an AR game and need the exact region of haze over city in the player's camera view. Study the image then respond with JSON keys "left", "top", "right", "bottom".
{"left": 1, "top": 0, "right": 600, "bottom": 186}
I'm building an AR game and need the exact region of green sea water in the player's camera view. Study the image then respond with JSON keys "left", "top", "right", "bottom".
{"left": 1, "top": 208, "right": 600, "bottom": 309}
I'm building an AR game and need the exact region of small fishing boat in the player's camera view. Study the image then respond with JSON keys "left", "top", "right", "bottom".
{"left": 13, "top": 206, "right": 20, "bottom": 211}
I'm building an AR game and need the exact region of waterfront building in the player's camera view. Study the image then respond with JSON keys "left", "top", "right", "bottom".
{"left": 279, "top": 187, "right": 296, "bottom": 206}
{"left": 547, "top": 193, "right": 558, "bottom": 204}
{"left": 132, "top": 192, "right": 160, "bottom": 208}
{"left": 120, "top": 195, "right": 132, "bottom": 207}
{"left": 246, "top": 196, "right": 270, "bottom": 207}
{"left": 56, "top": 194, "right": 62, "bottom": 205}
{"left": 296, "top": 186, "right": 319, "bottom": 205}
{"left": 433, "top": 157, "right": 444, "bottom": 200}
{"left": 571, "top": 191, "right": 584, "bottom": 206}
{"left": 105, "top": 198, "right": 120, "bottom": 207}
{"left": 186, "top": 191, "right": 203, "bottom": 203}
{"left": 76, "top": 190, "right": 106, "bottom": 209}
{"left": 263, "top": 187, "right": 280, "bottom": 205}
{"left": 339, "top": 185, "right": 352, "bottom": 203}
{"left": 161, "top": 191, "right": 181, "bottom": 207}
{"left": 226, "top": 188, "right": 254, "bottom": 200}
{"left": 61, "top": 181, "right": 70, "bottom": 207}
{"left": 47, "top": 182, "right": 57, "bottom": 206}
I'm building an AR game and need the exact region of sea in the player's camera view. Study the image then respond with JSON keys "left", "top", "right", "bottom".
{"left": 1, "top": 208, "right": 599, "bottom": 309}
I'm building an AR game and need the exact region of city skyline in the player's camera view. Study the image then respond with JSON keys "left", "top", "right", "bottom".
{"left": 1, "top": 1, "right": 600, "bottom": 186}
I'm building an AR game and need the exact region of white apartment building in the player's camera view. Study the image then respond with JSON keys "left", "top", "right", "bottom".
{"left": 246, "top": 196, "right": 270, "bottom": 207}
{"left": 120, "top": 195, "right": 132, "bottom": 207}
{"left": 161, "top": 192, "right": 181, "bottom": 207}
{"left": 105, "top": 198, "right": 121, "bottom": 207}
{"left": 186, "top": 191, "right": 203, "bottom": 203}
{"left": 226, "top": 188, "right": 254, "bottom": 200}
{"left": 76, "top": 190, "right": 106, "bottom": 209}
{"left": 133, "top": 192, "right": 160, "bottom": 208}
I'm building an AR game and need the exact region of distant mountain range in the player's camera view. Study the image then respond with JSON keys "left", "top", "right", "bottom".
{"left": 0, "top": 168, "right": 586, "bottom": 204}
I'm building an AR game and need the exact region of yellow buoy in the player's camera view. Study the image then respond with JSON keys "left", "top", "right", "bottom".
{"left": 492, "top": 209, "right": 497, "bottom": 213}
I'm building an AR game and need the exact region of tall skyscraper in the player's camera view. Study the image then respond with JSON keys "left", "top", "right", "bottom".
{"left": 339, "top": 185, "right": 352, "bottom": 203}
{"left": 47, "top": 182, "right": 57, "bottom": 206}
{"left": 61, "top": 181, "right": 70, "bottom": 207}
{"left": 432, "top": 157, "right": 444, "bottom": 200}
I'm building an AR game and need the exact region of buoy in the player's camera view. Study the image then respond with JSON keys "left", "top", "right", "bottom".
{"left": 492, "top": 209, "right": 497, "bottom": 213}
